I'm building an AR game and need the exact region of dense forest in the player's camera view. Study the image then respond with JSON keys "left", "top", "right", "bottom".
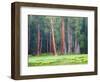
{"left": 28, "top": 15, "right": 88, "bottom": 56}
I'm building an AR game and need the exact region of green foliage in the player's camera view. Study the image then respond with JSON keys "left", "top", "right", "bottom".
{"left": 28, "top": 54, "right": 88, "bottom": 66}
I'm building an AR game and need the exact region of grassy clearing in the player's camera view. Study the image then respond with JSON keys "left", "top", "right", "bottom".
{"left": 28, "top": 54, "right": 88, "bottom": 66}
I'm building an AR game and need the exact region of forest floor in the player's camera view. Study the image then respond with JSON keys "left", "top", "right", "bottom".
{"left": 28, "top": 54, "right": 88, "bottom": 66}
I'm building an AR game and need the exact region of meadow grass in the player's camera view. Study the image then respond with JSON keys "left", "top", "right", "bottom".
{"left": 28, "top": 54, "right": 88, "bottom": 66}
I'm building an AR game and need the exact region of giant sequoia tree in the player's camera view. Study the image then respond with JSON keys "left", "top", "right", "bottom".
{"left": 36, "top": 17, "right": 41, "bottom": 55}
{"left": 50, "top": 17, "right": 57, "bottom": 56}
{"left": 28, "top": 15, "right": 88, "bottom": 56}
{"left": 60, "top": 17, "right": 66, "bottom": 54}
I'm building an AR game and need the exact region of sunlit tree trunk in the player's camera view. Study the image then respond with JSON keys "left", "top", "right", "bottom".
{"left": 50, "top": 17, "right": 57, "bottom": 56}
{"left": 67, "top": 18, "right": 73, "bottom": 54}
{"left": 61, "top": 17, "right": 66, "bottom": 54}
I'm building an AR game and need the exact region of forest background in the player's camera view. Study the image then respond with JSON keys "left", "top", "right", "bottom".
{"left": 28, "top": 15, "right": 88, "bottom": 66}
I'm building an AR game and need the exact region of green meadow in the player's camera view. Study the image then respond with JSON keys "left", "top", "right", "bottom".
{"left": 28, "top": 54, "right": 88, "bottom": 66}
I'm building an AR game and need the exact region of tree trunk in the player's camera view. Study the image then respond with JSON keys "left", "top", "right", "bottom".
{"left": 37, "top": 24, "right": 41, "bottom": 56}
{"left": 50, "top": 17, "right": 57, "bottom": 56}
{"left": 61, "top": 17, "right": 66, "bottom": 54}
{"left": 67, "top": 18, "right": 73, "bottom": 54}
{"left": 74, "top": 35, "right": 80, "bottom": 54}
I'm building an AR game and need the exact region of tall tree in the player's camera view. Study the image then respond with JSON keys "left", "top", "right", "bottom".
{"left": 50, "top": 17, "right": 57, "bottom": 56}
{"left": 67, "top": 18, "right": 73, "bottom": 53}
{"left": 37, "top": 23, "right": 41, "bottom": 55}
{"left": 74, "top": 18, "right": 81, "bottom": 54}
{"left": 60, "top": 17, "right": 66, "bottom": 54}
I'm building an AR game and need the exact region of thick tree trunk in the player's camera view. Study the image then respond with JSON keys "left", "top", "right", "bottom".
{"left": 50, "top": 17, "right": 57, "bottom": 56}
{"left": 67, "top": 18, "right": 73, "bottom": 54}
{"left": 37, "top": 24, "right": 41, "bottom": 56}
{"left": 61, "top": 17, "right": 66, "bottom": 54}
